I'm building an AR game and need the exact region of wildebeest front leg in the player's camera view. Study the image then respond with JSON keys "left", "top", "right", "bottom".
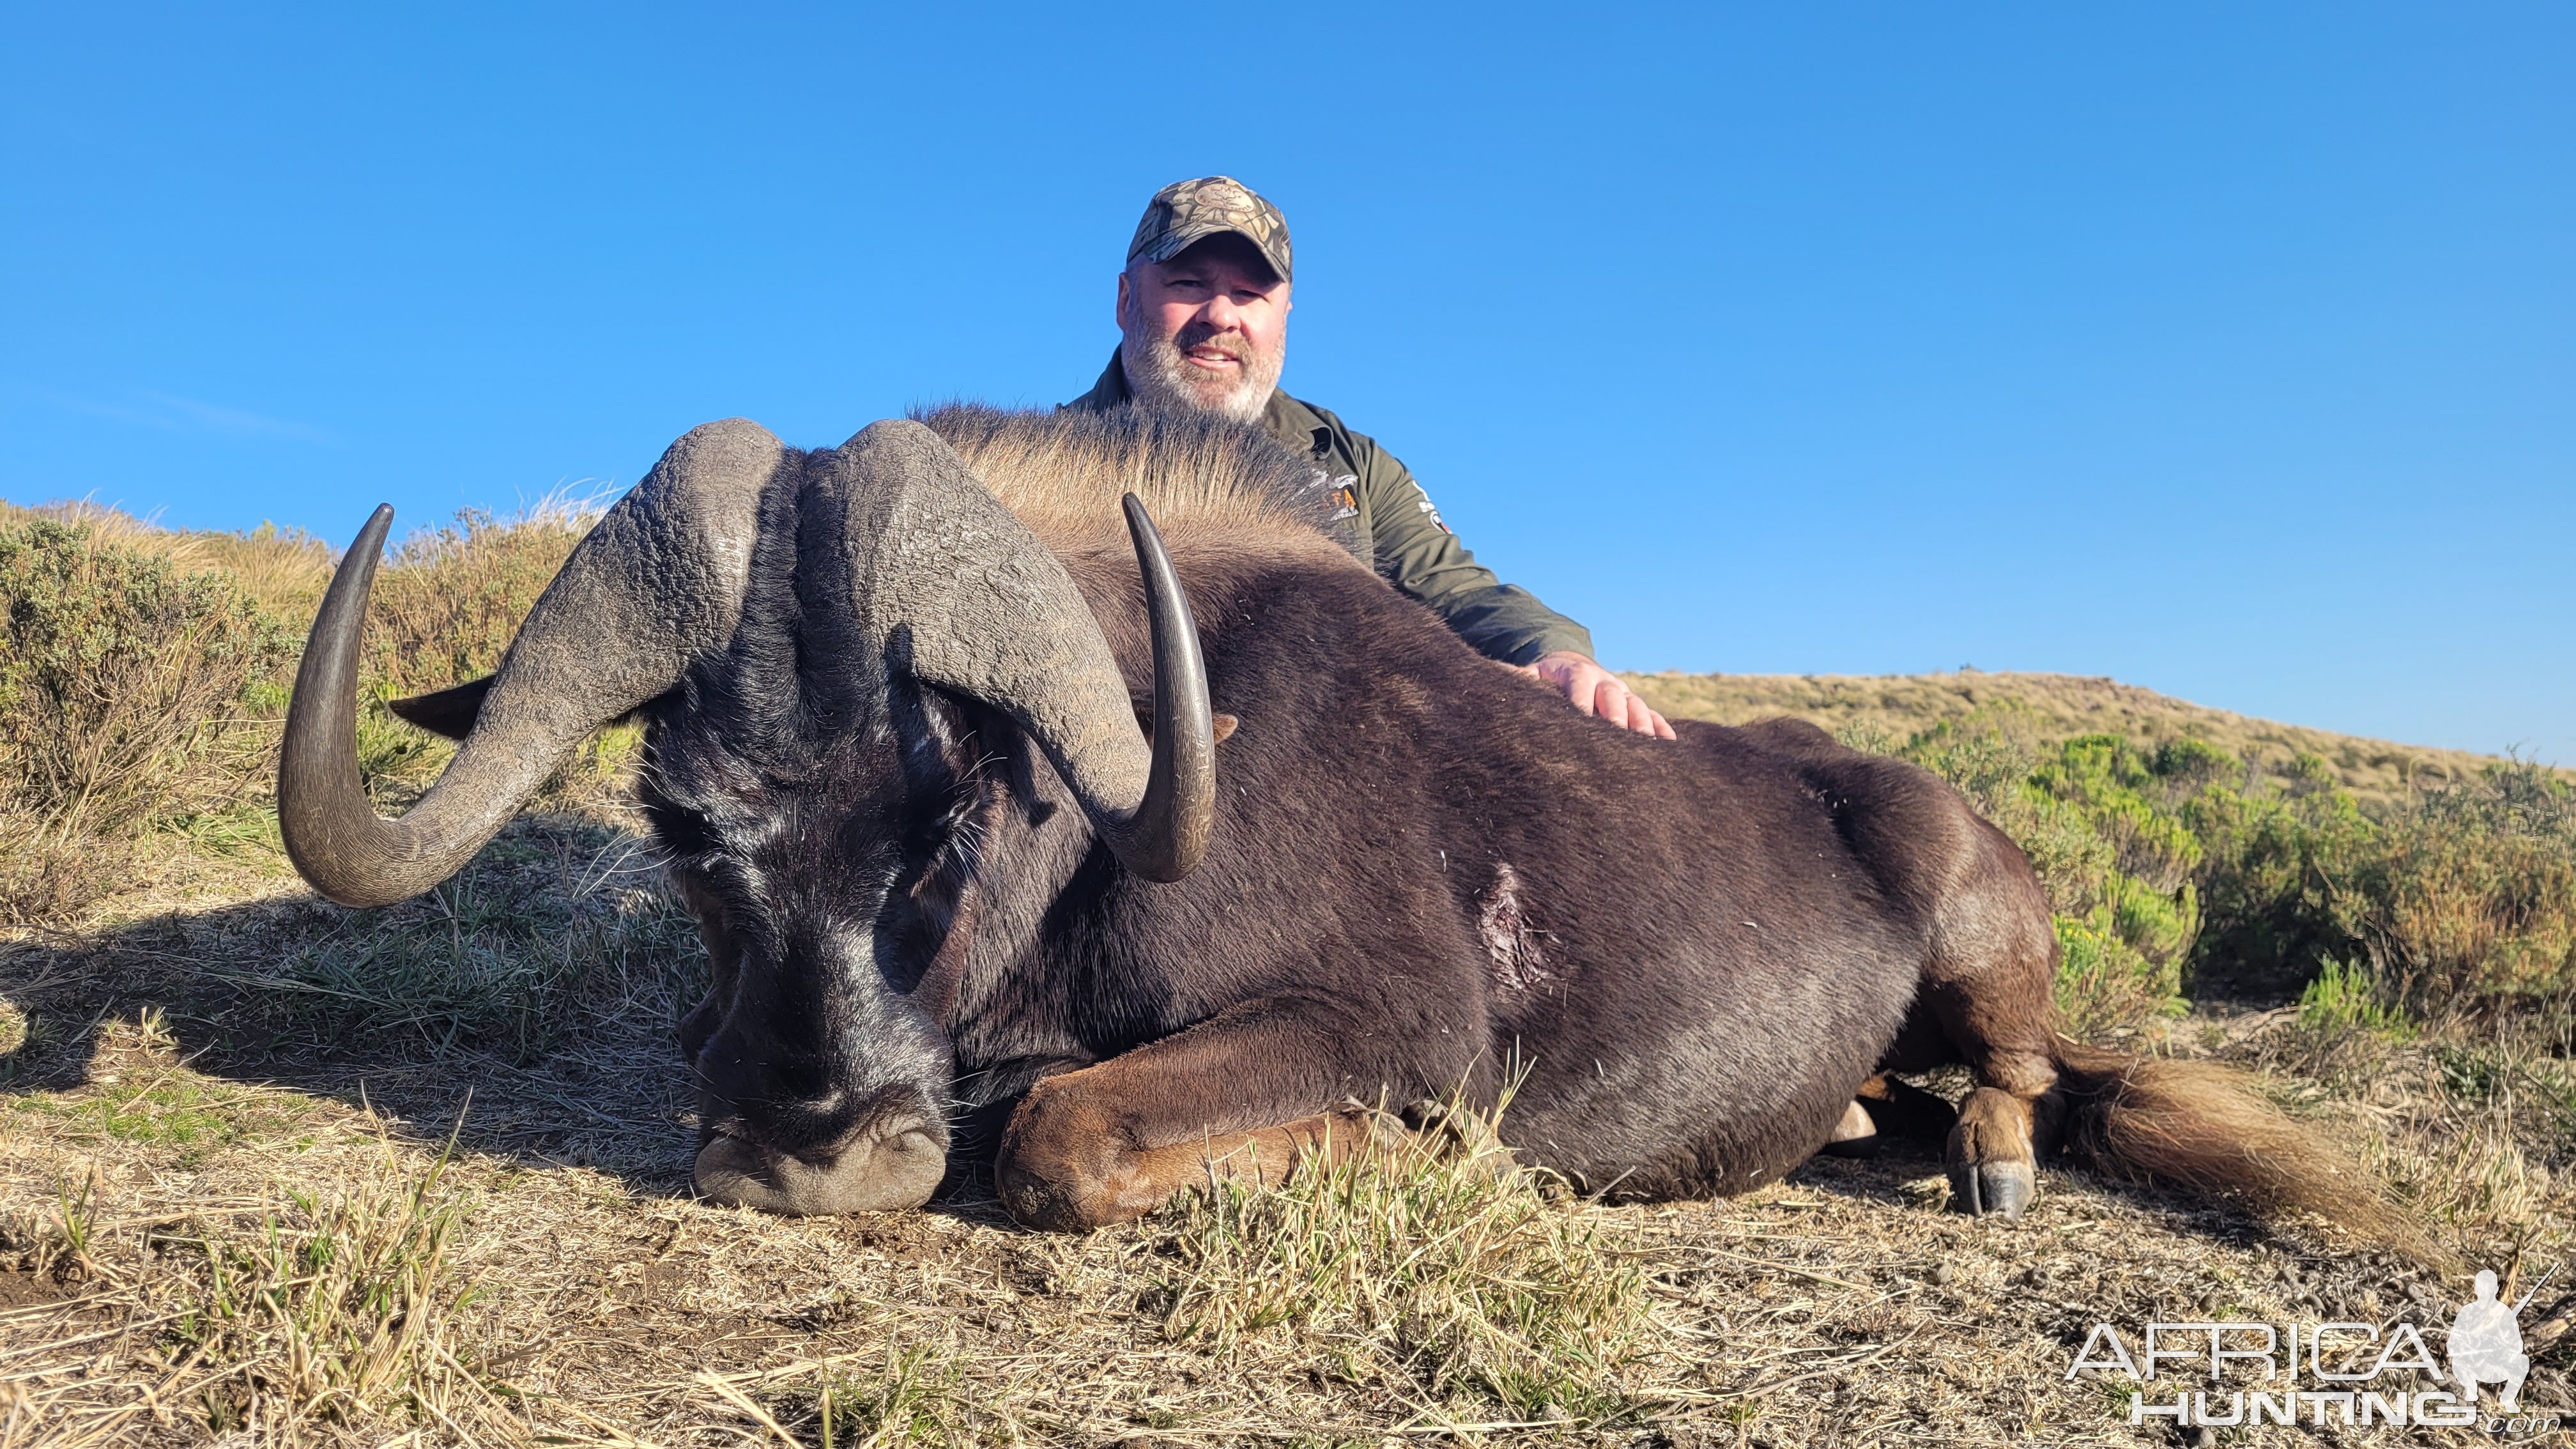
{"left": 1003, "top": 1100, "right": 1376, "bottom": 1230}
{"left": 994, "top": 999, "right": 1424, "bottom": 1231}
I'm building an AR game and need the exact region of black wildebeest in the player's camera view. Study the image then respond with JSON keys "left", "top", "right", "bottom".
{"left": 279, "top": 406, "right": 2380, "bottom": 1235}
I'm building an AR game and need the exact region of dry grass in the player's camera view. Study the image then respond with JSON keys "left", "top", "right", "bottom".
{"left": 6, "top": 965, "right": 2557, "bottom": 1445}
{"left": 1148, "top": 1097, "right": 1660, "bottom": 1426}
{"left": 359, "top": 498, "right": 596, "bottom": 699}
{"left": 4, "top": 776, "right": 2569, "bottom": 1445}
{"left": 5, "top": 500, "right": 2576, "bottom": 1443}
{"left": 0, "top": 1020, "right": 512, "bottom": 1447}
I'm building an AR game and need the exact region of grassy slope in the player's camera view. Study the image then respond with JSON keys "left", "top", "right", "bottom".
{"left": 6, "top": 502, "right": 2576, "bottom": 1444}
{"left": 1627, "top": 669, "right": 2521, "bottom": 810}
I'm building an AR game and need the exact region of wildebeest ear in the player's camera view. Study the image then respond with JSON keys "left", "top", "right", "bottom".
{"left": 385, "top": 676, "right": 494, "bottom": 740}
{"left": 1136, "top": 703, "right": 1239, "bottom": 746}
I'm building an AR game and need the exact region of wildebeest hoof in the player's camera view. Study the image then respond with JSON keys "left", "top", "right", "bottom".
{"left": 1951, "top": 1158, "right": 2035, "bottom": 1219}
{"left": 1818, "top": 1099, "right": 1880, "bottom": 1158}
{"left": 993, "top": 1084, "right": 1146, "bottom": 1232}
{"left": 993, "top": 1162, "right": 1096, "bottom": 1232}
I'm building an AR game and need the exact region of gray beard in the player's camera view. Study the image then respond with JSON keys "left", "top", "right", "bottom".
{"left": 1120, "top": 319, "right": 1285, "bottom": 424}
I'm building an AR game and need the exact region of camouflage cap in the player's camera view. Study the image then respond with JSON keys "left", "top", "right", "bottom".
{"left": 1126, "top": 176, "right": 1292, "bottom": 283}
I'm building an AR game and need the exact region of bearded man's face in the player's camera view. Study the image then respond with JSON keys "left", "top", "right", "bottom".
{"left": 1116, "top": 234, "right": 1291, "bottom": 422}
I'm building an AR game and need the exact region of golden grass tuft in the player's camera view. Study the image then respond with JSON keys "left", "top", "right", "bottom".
{"left": 1148, "top": 1098, "right": 1662, "bottom": 1425}
{"left": 156, "top": 1122, "right": 494, "bottom": 1444}
{"left": 0, "top": 1018, "right": 522, "bottom": 1448}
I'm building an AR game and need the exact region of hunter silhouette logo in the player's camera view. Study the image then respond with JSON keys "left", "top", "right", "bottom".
{"left": 2067, "top": 1265, "right": 2561, "bottom": 1431}
{"left": 2450, "top": 1266, "right": 2552, "bottom": 1412}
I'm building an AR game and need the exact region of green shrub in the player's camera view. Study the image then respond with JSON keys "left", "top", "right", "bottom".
{"left": 2051, "top": 914, "right": 2177, "bottom": 1038}
{"left": 2297, "top": 955, "right": 2411, "bottom": 1037}
{"left": 2336, "top": 763, "right": 2576, "bottom": 1013}
{"left": 2150, "top": 735, "right": 2240, "bottom": 793}
{"left": 2029, "top": 735, "right": 2205, "bottom": 892}
{"left": 0, "top": 519, "right": 293, "bottom": 914}
{"left": 2184, "top": 770, "right": 2373, "bottom": 997}
{"left": 1893, "top": 714, "right": 2576, "bottom": 1033}
{"left": 1890, "top": 719, "right": 2200, "bottom": 1031}
{"left": 2189, "top": 757, "right": 2576, "bottom": 1017}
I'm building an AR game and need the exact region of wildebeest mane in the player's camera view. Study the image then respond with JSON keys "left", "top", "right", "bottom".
{"left": 912, "top": 402, "right": 1335, "bottom": 549}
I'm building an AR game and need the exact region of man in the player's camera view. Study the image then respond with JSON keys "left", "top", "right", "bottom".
{"left": 1066, "top": 176, "right": 1673, "bottom": 739}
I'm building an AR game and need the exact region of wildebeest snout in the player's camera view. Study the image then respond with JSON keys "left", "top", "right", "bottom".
{"left": 692, "top": 1084, "right": 947, "bottom": 1215}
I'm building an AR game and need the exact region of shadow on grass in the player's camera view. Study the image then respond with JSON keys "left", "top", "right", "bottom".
{"left": 1, "top": 812, "right": 710, "bottom": 1196}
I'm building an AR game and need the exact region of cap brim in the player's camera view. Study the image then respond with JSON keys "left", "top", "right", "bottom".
{"left": 1132, "top": 224, "right": 1289, "bottom": 282}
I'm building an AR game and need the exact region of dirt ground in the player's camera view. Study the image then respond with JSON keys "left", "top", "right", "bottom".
{"left": 5, "top": 802, "right": 2572, "bottom": 1447}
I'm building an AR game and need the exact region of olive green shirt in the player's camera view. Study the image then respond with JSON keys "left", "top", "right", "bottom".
{"left": 1064, "top": 353, "right": 1594, "bottom": 666}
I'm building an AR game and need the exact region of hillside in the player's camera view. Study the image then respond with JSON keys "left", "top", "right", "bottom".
{"left": 6, "top": 498, "right": 2576, "bottom": 1443}
{"left": 1627, "top": 668, "right": 2524, "bottom": 810}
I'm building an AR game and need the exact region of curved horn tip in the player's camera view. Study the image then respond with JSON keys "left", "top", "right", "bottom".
{"left": 1114, "top": 489, "right": 1215, "bottom": 883}
{"left": 1119, "top": 491, "right": 1155, "bottom": 538}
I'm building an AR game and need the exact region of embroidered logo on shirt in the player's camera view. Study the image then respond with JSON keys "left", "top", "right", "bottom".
{"left": 1413, "top": 482, "right": 1449, "bottom": 533}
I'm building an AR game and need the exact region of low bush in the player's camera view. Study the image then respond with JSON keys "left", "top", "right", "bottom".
{"left": 2297, "top": 956, "right": 2411, "bottom": 1038}
{"left": 0, "top": 497, "right": 611, "bottom": 917}
{"left": 360, "top": 500, "right": 592, "bottom": 698}
{"left": 2341, "top": 762, "right": 2576, "bottom": 1015}
{"left": 0, "top": 518, "right": 293, "bottom": 916}
{"left": 1879, "top": 707, "right": 2576, "bottom": 1034}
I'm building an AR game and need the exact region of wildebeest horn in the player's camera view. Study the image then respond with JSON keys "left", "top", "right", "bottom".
{"left": 279, "top": 419, "right": 779, "bottom": 908}
{"left": 832, "top": 420, "right": 1215, "bottom": 882}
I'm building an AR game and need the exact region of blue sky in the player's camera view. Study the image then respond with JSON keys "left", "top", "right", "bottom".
{"left": 5, "top": 4, "right": 2569, "bottom": 759}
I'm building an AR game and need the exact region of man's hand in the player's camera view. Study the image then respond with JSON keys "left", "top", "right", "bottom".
{"left": 1525, "top": 650, "right": 1676, "bottom": 739}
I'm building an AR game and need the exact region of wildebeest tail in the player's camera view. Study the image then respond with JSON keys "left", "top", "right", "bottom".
{"left": 2050, "top": 1039, "right": 2437, "bottom": 1261}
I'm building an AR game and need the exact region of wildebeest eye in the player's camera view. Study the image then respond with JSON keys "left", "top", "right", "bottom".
{"left": 640, "top": 788, "right": 726, "bottom": 866}
{"left": 1133, "top": 702, "right": 1240, "bottom": 745}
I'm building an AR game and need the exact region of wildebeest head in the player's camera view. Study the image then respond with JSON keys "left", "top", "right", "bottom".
{"left": 277, "top": 417, "right": 1216, "bottom": 1215}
